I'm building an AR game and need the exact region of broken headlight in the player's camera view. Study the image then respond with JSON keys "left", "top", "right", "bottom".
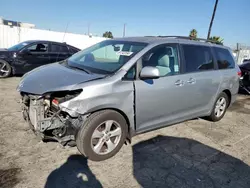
{"left": 44, "top": 89, "right": 82, "bottom": 105}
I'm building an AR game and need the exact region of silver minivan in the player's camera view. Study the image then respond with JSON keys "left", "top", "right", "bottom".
{"left": 17, "top": 36, "right": 240, "bottom": 161}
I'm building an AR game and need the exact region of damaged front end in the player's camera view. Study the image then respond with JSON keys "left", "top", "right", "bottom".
{"left": 21, "top": 89, "right": 84, "bottom": 145}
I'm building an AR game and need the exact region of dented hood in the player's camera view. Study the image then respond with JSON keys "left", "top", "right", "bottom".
{"left": 17, "top": 62, "right": 105, "bottom": 95}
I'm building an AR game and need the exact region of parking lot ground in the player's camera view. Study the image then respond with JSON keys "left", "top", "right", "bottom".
{"left": 0, "top": 77, "right": 250, "bottom": 188}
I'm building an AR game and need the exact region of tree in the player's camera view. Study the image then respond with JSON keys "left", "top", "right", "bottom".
{"left": 209, "top": 36, "right": 224, "bottom": 45}
{"left": 102, "top": 31, "right": 113, "bottom": 38}
{"left": 189, "top": 29, "right": 198, "bottom": 39}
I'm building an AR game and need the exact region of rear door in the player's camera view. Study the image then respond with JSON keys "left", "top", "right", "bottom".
{"left": 49, "top": 43, "right": 70, "bottom": 63}
{"left": 212, "top": 47, "right": 239, "bottom": 96}
{"left": 180, "top": 44, "right": 222, "bottom": 114}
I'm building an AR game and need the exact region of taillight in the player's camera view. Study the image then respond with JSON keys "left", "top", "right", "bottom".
{"left": 236, "top": 65, "right": 242, "bottom": 77}
{"left": 237, "top": 71, "right": 242, "bottom": 77}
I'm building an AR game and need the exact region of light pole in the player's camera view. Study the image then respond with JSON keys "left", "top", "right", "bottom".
{"left": 207, "top": 0, "right": 219, "bottom": 40}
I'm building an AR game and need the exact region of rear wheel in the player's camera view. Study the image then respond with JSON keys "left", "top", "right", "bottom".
{"left": 207, "top": 92, "right": 229, "bottom": 122}
{"left": 0, "top": 60, "right": 12, "bottom": 78}
{"left": 76, "top": 110, "right": 128, "bottom": 161}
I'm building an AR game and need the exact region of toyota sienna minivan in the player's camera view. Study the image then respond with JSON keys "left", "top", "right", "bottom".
{"left": 17, "top": 36, "right": 240, "bottom": 161}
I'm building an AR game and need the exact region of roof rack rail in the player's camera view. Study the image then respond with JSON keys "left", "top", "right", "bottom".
{"left": 145, "top": 35, "right": 223, "bottom": 45}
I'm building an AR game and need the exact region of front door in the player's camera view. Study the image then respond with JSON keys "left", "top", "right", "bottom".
{"left": 135, "top": 43, "right": 189, "bottom": 132}
{"left": 18, "top": 42, "right": 50, "bottom": 73}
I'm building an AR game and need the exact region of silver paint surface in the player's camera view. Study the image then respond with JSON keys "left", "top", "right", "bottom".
{"left": 17, "top": 37, "right": 239, "bottom": 134}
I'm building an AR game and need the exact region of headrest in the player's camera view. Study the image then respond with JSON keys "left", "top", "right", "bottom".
{"left": 158, "top": 54, "right": 170, "bottom": 67}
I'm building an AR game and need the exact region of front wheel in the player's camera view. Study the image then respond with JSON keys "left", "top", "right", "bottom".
{"left": 76, "top": 110, "right": 128, "bottom": 161}
{"left": 207, "top": 92, "right": 229, "bottom": 122}
{"left": 0, "top": 60, "right": 12, "bottom": 78}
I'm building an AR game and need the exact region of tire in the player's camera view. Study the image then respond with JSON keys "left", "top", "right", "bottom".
{"left": 0, "top": 60, "right": 12, "bottom": 78}
{"left": 207, "top": 92, "right": 229, "bottom": 122}
{"left": 76, "top": 110, "right": 128, "bottom": 161}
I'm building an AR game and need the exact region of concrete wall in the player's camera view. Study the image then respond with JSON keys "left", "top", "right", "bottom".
{"left": 0, "top": 24, "right": 106, "bottom": 50}
{"left": 237, "top": 49, "right": 250, "bottom": 64}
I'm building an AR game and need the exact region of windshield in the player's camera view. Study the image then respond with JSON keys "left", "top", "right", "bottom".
{"left": 8, "top": 41, "right": 32, "bottom": 51}
{"left": 68, "top": 40, "right": 147, "bottom": 74}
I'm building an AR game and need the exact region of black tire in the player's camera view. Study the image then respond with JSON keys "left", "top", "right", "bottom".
{"left": 207, "top": 92, "right": 229, "bottom": 122}
{"left": 76, "top": 110, "right": 128, "bottom": 161}
{"left": 0, "top": 60, "right": 12, "bottom": 78}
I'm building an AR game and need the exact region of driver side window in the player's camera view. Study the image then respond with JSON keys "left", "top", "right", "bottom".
{"left": 142, "top": 44, "right": 179, "bottom": 77}
{"left": 26, "top": 43, "right": 48, "bottom": 52}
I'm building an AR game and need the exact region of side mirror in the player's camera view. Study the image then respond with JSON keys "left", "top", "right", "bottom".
{"left": 113, "top": 46, "right": 120, "bottom": 52}
{"left": 140, "top": 66, "right": 160, "bottom": 79}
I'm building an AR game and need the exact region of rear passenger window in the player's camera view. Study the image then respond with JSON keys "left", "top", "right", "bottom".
{"left": 182, "top": 45, "right": 214, "bottom": 73}
{"left": 213, "top": 47, "right": 235, "bottom": 69}
{"left": 51, "top": 44, "right": 69, "bottom": 53}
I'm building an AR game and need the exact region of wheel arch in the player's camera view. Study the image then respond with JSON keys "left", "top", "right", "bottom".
{"left": 87, "top": 107, "right": 132, "bottom": 143}
{"left": 222, "top": 89, "right": 231, "bottom": 107}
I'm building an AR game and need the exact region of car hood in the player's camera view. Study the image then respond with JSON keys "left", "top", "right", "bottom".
{"left": 17, "top": 62, "right": 105, "bottom": 95}
{"left": 0, "top": 50, "right": 12, "bottom": 58}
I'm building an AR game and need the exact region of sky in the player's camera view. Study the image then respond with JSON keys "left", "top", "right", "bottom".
{"left": 0, "top": 0, "right": 249, "bottom": 47}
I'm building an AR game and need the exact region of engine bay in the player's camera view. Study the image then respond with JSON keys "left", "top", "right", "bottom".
{"left": 21, "top": 90, "right": 83, "bottom": 146}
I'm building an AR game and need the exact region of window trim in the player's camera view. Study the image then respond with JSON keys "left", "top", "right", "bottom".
{"left": 122, "top": 64, "right": 137, "bottom": 81}
{"left": 180, "top": 44, "right": 217, "bottom": 74}
{"left": 134, "top": 43, "right": 182, "bottom": 80}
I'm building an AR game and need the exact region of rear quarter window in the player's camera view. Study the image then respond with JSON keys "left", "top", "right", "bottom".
{"left": 69, "top": 46, "right": 80, "bottom": 54}
{"left": 213, "top": 47, "right": 235, "bottom": 69}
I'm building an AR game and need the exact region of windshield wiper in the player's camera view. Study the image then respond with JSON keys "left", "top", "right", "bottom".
{"left": 70, "top": 65, "right": 92, "bottom": 74}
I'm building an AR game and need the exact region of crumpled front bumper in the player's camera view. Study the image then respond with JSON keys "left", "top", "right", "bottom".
{"left": 22, "top": 96, "right": 65, "bottom": 133}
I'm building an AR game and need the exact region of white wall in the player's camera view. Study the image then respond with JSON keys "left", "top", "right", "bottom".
{"left": 236, "top": 49, "right": 250, "bottom": 64}
{"left": 0, "top": 24, "right": 106, "bottom": 49}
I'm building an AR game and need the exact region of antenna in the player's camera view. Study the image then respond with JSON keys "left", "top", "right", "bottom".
{"left": 62, "top": 22, "right": 69, "bottom": 42}
{"left": 56, "top": 22, "right": 69, "bottom": 62}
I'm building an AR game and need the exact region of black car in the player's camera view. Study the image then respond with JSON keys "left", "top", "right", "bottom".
{"left": 0, "top": 40, "right": 80, "bottom": 78}
{"left": 239, "top": 60, "right": 250, "bottom": 94}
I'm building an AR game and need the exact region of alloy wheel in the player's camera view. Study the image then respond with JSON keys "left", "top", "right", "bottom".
{"left": 91, "top": 120, "right": 122, "bottom": 155}
{"left": 0, "top": 62, "right": 10, "bottom": 77}
{"left": 214, "top": 97, "right": 227, "bottom": 117}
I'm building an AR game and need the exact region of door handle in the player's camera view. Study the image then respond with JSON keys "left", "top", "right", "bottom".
{"left": 175, "top": 80, "right": 184, "bottom": 86}
{"left": 187, "top": 78, "right": 196, "bottom": 84}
